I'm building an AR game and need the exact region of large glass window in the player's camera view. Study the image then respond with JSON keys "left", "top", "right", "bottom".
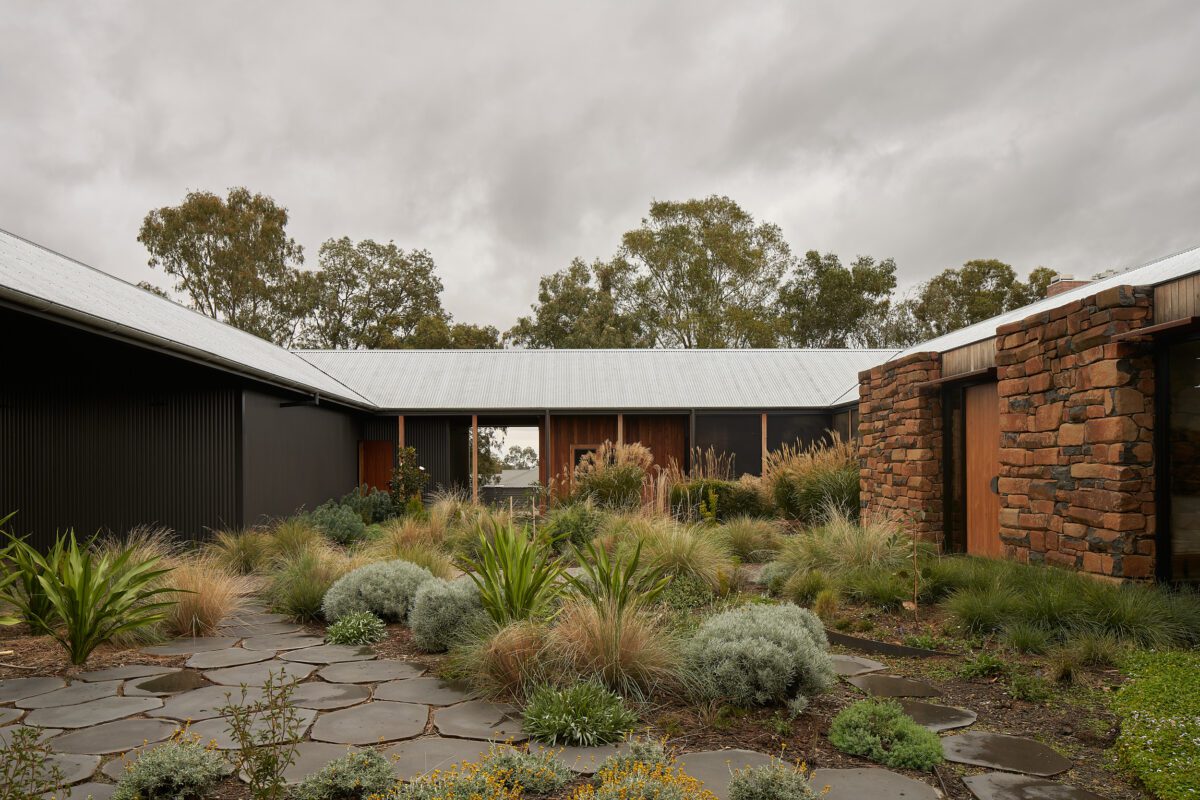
{"left": 1167, "top": 338, "right": 1200, "bottom": 581}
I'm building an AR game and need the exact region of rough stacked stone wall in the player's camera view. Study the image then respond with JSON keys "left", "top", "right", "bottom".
{"left": 858, "top": 352, "right": 944, "bottom": 541}
{"left": 995, "top": 285, "right": 1156, "bottom": 579}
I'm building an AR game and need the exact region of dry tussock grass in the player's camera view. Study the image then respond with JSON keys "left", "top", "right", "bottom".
{"left": 548, "top": 600, "right": 681, "bottom": 699}
{"left": 161, "top": 555, "right": 248, "bottom": 637}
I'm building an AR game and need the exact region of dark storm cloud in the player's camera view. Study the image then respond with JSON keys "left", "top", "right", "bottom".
{"left": 2, "top": 1, "right": 1199, "bottom": 329}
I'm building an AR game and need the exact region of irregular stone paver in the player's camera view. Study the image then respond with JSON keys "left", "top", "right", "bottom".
{"left": 830, "top": 654, "right": 887, "bottom": 677}
{"left": 0, "top": 707, "right": 23, "bottom": 725}
{"left": 223, "top": 611, "right": 289, "bottom": 625}
{"left": 845, "top": 674, "right": 941, "bottom": 698}
{"left": 187, "top": 648, "right": 274, "bottom": 670}
{"left": 384, "top": 736, "right": 497, "bottom": 780}
{"left": 47, "top": 719, "right": 179, "bottom": 755}
{"left": 241, "top": 741, "right": 362, "bottom": 785}
{"left": 187, "top": 708, "right": 317, "bottom": 749}
{"left": 17, "top": 681, "right": 122, "bottom": 709}
{"left": 203, "top": 659, "right": 316, "bottom": 686}
{"left": 310, "top": 701, "right": 427, "bottom": 744}
{"left": 218, "top": 621, "right": 302, "bottom": 638}
{"left": 532, "top": 743, "right": 623, "bottom": 774}
{"left": 942, "top": 732, "right": 1072, "bottom": 777}
{"left": 318, "top": 660, "right": 423, "bottom": 684}
{"left": 25, "top": 696, "right": 163, "bottom": 728}
{"left": 825, "top": 630, "right": 945, "bottom": 658}
{"left": 676, "top": 750, "right": 777, "bottom": 800}
{"left": 45, "top": 781, "right": 116, "bottom": 800}
{"left": 810, "top": 767, "right": 940, "bottom": 800}
{"left": 292, "top": 682, "right": 371, "bottom": 710}
{"left": 125, "top": 670, "right": 210, "bottom": 696}
{"left": 141, "top": 636, "right": 240, "bottom": 656}
{"left": 242, "top": 634, "right": 324, "bottom": 652}
{"left": 280, "top": 644, "right": 376, "bottom": 664}
{"left": 899, "top": 699, "right": 977, "bottom": 732}
{"left": 0, "top": 676, "right": 66, "bottom": 703}
{"left": 0, "top": 725, "right": 60, "bottom": 746}
{"left": 962, "top": 771, "right": 1104, "bottom": 800}
{"left": 148, "top": 684, "right": 266, "bottom": 721}
{"left": 102, "top": 741, "right": 234, "bottom": 781}
{"left": 435, "top": 700, "right": 527, "bottom": 743}
{"left": 75, "top": 665, "right": 176, "bottom": 683}
{"left": 46, "top": 753, "right": 102, "bottom": 785}
{"left": 375, "top": 677, "right": 473, "bottom": 706}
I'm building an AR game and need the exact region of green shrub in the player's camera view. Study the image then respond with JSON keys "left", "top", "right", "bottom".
{"left": 658, "top": 573, "right": 714, "bottom": 610}
{"left": 945, "top": 585, "right": 1020, "bottom": 633}
{"left": 0, "top": 724, "right": 66, "bottom": 799}
{"left": 773, "top": 465, "right": 859, "bottom": 524}
{"left": 718, "top": 517, "right": 782, "bottom": 562}
{"left": 569, "top": 540, "right": 669, "bottom": 614}
{"left": 840, "top": 567, "right": 909, "bottom": 610}
{"left": 220, "top": 669, "right": 305, "bottom": 800}
{"left": 1065, "top": 631, "right": 1126, "bottom": 667}
{"left": 596, "top": 737, "right": 672, "bottom": 775}
{"left": 461, "top": 522, "right": 564, "bottom": 625}
{"left": 728, "top": 762, "right": 820, "bottom": 800}
{"left": 956, "top": 652, "right": 1009, "bottom": 680}
{"left": 574, "top": 443, "right": 653, "bottom": 510}
{"left": 544, "top": 502, "right": 610, "bottom": 550}
{"left": 1113, "top": 650, "right": 1200, "bottom": 800}
{"left": 669, "top": 480, "right": 771, "bottom": 521}
{"left": 780, "top": 570, "right": 827, "bottom": 605}
{"left": 759, "top": 561, "right": 794, "bottom": 596}
{"left": 112, "top": 734, "right": 227, "bottom": 800}
{"left": 325, "top": 611, "right": 387, "bottom": 646}
{"left": 292, "top": 749, "right": 394, "bottom": 800}
{"left": 322, "top": 560, "right": 435, "bottom": 623}
{"left": 686, "top": 604, "right": 834, "bottom": 707}
{"left": 827, "top": 699, "right": 943, "bottom": 771}
{"left": 522, "top": 681, "right": 638, "bottom": 746}
{"left": 340, "top": 486, "right": 396, "bottom": 525}
{"left": 268, "top": 548, "right": 347, "bottom": 622}
{"left": 390, "top": 446, "right": 429, "bottom": 509}
{"left": 1006, "top": 672, "right": 1052, "bottom": 703}
{"left": 410, "top": 578, "right": 485, "bottom": 653}
{"left": 0, "top": 530, "right": 64, "bottom": 634}
{"left": 385, "top": 746, "right": 570, "bottom": 800}
{"left": 484, "top": 746, "right": 573, "bottom": 794}
{"left": 311, "top": 502, "right": 368, "bottom": 546}
{"left": 587, "top": 759, "right": 714, "bottom": 800}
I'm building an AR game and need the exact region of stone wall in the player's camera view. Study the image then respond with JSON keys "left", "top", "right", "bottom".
{"left": 995, "top": 285, "right": 1156, "bottom": 579}
{"left": 858, "top": 351, "right": 944, "bottom": 541}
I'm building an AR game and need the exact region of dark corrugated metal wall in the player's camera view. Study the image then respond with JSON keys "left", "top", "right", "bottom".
{"left": 405, "top": 416, "right": 471, "bottom": 494}
{"left": 2, "top": 308, "right": 240, "bottom": 546}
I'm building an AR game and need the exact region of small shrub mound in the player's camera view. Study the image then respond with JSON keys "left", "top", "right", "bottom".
{"left": 325, "top": 611, "right": 387, "bottom": 646}
{"left": 381, "top": 746, "right": 571, "bottom": 800}
{"left": 658, "top": 573, "right": 713, "bottom": 610}
{"left": 597, "top": 737, "right": 673, "bottom": 775}
{"left": 686, "top": 604, "right": 834, "bottom": 708}
{"left": 112, "top": 733, "right": 227, "bottom": 800}
{"left": 311, "top": 502, "right": 368, "bottom": 546}
{"left": 578, "top": 758, "right": 717, "bottom": 800}
{"left": 544, "top": 502, "right": 610, "bottom": 550}
{"left": 340, "top": 485, "right": 396, "bottom": 525}
{"left": 292, "top": 749, "right": 394, "bottom": 800}
{"left": 410, "top": 578, "right": 485, "bottom": 653}
{"left": 669, "top": 480, "right": 771, "bottom": 521}
{"left": 523, "top": 681, "right": 638, "bottom": 746}
{"left": 718, "top": 517, "right": 783, "bottom": 562}
{"left": 1113, "top": 650, "right": 1200, "bottom": 800}
{"left": 827, "top": 699, "right": 943, "bottom": 771}
{"left": 728, "top": 762, "right": 820, "bottom": 800}
{"left": 269, "top": 547, "right": 350, "bottom": 622}
{"left": 322, "top": 559, "right": 435, "bottom": 623}
{"left": 485, "top": 746, "right": 574, "bottom": 795}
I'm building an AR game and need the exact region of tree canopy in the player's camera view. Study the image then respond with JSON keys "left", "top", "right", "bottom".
{"left": 505, "top": 258, "right": 652, "bottom": 348}
{"left": 777, "top": 251, "right": 898, "bottom": 348}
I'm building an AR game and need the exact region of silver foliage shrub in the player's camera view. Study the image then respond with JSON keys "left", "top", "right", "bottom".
{"left": 410, "top": 577, "right": 485, "bottom": 652}
{"left": 321, "top": 559, "right": 435, "bottom": 623}
{"left": 685, "top": 603, "right": 834, "bottom": 707}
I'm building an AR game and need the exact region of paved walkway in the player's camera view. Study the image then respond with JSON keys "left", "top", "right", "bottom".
{"left": 0, "top": 607, "right": 1096, "bottom": 800}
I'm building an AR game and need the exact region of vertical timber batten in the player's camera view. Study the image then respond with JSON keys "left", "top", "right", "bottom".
{"left": 617, "top": 413, "right": 624, "bottom": 445}
{"left": 471, "top": 414, "right": 479, "bottom": 503}
{"left": 398, "top": 415, "right": 405, "bottom": 449}
{"left": 761, "top": 412, "right": 768, "bottom": 474}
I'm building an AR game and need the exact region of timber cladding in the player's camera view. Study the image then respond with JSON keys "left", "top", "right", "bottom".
{"left": 546, "top": 414, "right": 618, "bottom": 488}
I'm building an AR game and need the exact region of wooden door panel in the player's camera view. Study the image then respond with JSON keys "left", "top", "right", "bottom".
{"left": 965, "top": 383, "right": 1002, "bottom": 558}
{"left": 359, "top": 440, "right": 394, "bottom": 492}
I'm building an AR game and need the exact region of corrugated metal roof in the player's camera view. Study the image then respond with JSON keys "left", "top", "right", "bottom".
{"left": 294, "top": 348, "right": 899, "bottom": 411}
{"left": 895, "top": 244, "right": 1200, "bottom": 359}
{"left": 0, "top": 229, "right": 371, "bottom": 407}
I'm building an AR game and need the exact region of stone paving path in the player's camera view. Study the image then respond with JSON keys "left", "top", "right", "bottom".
{"left": 0, "top": 604, "right": 1093, "bottom": 799}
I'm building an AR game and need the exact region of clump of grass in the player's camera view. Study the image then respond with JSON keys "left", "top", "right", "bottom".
{"left": 367, "top": 517, "right": 443, "bottom": 555}
{"left": 781, "top": 570, "right": 828, "bottom": 605}
{"left": 161, "top": 555, "right": 245, "bottom": 637}
{"left": 944, "top": 584, "right": 1021, "bottom": 634}
{"left": 268, "top": 546, "right": 351, "bottom": 622}
{"left": 1002, "top": 621, "right": 1051, "bottom": 654}
{"left": 631, "top": 521, "right": 735, "bottom": 591}
{"left": 717, "top": 517, "right": 783, "bottom": 563}
{"left": 522, "top": 681, "right": 638, "bottom": 746}
{"left": 763, "top": 435, "right": 860, "bottom": 524}
{"left": 377, "top": 541, "right": 456, "bottom": 579}
{"left": 956, "top": 652, "right": 1010, "bottom": 680}
{"left": 812, "top": 588, "right": 839, "bottom": 621}
{"left": 265, "top": 517, "right": 327, "bottom": 566}
{"left": 448, "top": 620, "right": 550, "bottom": 699}
{"left": 207, "top": 529, "right": 272, "bottom": 575}
{"left": 1006, "top": 672, "right": 1052, "bottom": 703}
{"left": 840, "top": 567, "right": 910, "bottom": 610}
{"left": 775, "top": 508, "right": 918, "bottom": 578}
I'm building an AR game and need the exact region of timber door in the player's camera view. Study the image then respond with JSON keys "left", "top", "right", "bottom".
{"left": 964, "top": 382, "right": 1002, "bottom": 558}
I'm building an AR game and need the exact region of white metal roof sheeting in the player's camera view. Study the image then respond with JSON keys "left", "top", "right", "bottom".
{"left": 0, "top": 229, "right": 370, "bottom": 407}
{"left": 294, "top": 348, "right": 900, "bottom": 411}
{"left": 895, "top": 244, "right": 1200, "bottom": 360}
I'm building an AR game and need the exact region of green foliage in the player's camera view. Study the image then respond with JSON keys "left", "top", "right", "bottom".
{"left": 220, "top": 669, "right": 305, "bottom": 800}
{"left": 587, "top": 758, "right": 716, "bottom": 800}
{"left": 944, "top": 585, "right": 1020, "bottom": 634}
{"left": 569, "top": 539, "right": 669, "bottom": 615}
{"left": 0, "top": 529, "right": 64, "bottom": 633}
{"left": 311, "top": 502, "right": 368, "bottom": 546}
{"left": 322, "top": 560, "right": 435, "bottom": 623}
{"left": 461, "top": 522, "right": 564, "bottom": 625}
{"left": 717, "top": 517, "right": 782, "bottom": 562}
{"left": 21, "top": 531, "right": 175, "bottom": 665}
{"left": 780, "top": 570, "right": 827, "bottom": 606}
{"left": 324, "top": 611, "right": 387, "bottom": 646}
{"left": 669, "top": 481, "right": 771, "bottom": 522}
{"left": 839, "top": 567, "right": 909, "bottom": 610}
{"left": 112, "top": 734, "right": 227, "bottom": 800}
{"left": 828, "top": 699, "right": 943, "bottom": 771}
{"left": 1065, "top": 631, "right": 1125, "bottom": 668}
{"left": 268, "top": 548, "right": 344, "bottom": 622}
{"left": 207, "top": 529, "right": 271, "bottom": 575}
{"left": 956, "top": 652, "right": 1010, "bottom": 680}
{"left": 291, "top": 749, "right": 394, "bottom": 800}
{"left": 1113, "top": 650, "right": 1200, "bottom": 800}
{"left": 777, "top": 250, "right": 898, "bottom": 349}
{"left": 1002, "top": 621, "right": 1051, "bottom": 654}
{"left": 759, "top": 561, "right": 794, "bottom": 596}
{"left": 410, "top": 578, "right": 485, "bottom": 653}
{"left": 484, "top": 746, "right": 574, "bottom": 795}
{"left": 728, "top": 762, "right": 821, "bottom": 800}
{"left": 658, "top": 573, "right": 714, "bottom": 610}
{"left": 0, "top": 724, "right": 65, "bottom": 800}
{"left": 574, "top": 443, "right": 651, "bottom": 510}
{"left": 597, "top": 737, "right": 672, "bottom": 775}
{"left": 340, "top": 486, "right": 396, "bottom": 525}
{"left": 390, "top": 446, "right": 429, "bottom": 507}
{"left": 404, "top": 495, "right": 426, "bottom": 518}
{"left": 522, "top": 682, "right": 638, "bottom": 746}
{"left": 773, "top": 466, "right": 859, "bottom": 524}
{"left": 1005, "top": 672, "right": 1052, "bottom": 704}
{"left": 686, "top": 604, "right": 834, "bottom": 707}
{"left": 775, "top": 508, "right": 915, "bottom": 578}
{"left": 544, "top": 502, "right": 609, "bottom": 550}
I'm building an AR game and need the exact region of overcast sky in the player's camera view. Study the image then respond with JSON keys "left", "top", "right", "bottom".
{"left": 3, "top": 1, "right": 1200, "bottom": 333}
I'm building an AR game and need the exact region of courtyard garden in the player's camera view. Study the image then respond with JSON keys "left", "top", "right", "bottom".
{"left": 1, "top": 439, "right": 1198, "bottom": 800}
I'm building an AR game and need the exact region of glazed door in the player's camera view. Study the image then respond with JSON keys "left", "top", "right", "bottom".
{"left": 964, "top": 382, "right": 1002, "bottom": 558}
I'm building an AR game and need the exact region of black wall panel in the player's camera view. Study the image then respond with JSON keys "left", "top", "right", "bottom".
{"left": 694, "top": 413, "right": 762, "bottom": 477}
{"left": 240, "top": 390, "right": 363, "bottom": 525}
{"left": 767, "top": 413, "right": 834, "bottom": 452}
{"left": 405, "top": 416, "right": 471, "bottom": 495}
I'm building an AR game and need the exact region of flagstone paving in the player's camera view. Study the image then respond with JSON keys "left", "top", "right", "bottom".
{"left": 375, "top": 677, "right": 474, "bottom": 705}
{"left": 203, "top": 658, "right": 317, "bottom": 686}
{"left": 46, "top": 719, "right": 178, "bottom": 755}
{"left": 942, "top": 731, "right": 1072, "bottom": 777}
{"left": 188, "top": 708, "right": 319, "bottom": 749}
{"left": 0, "top": 706, "right": 23, "bottom": 725}
{"left": 242, "top": 633, "right": 324, "bottom": 651}
{"left": 16, "top": 680, "right": 122, "bottom": 709}
{"left": 141, "top": 636, "right": 240, "bottom": 656}
{"left": 148, "top": 683, "right": 268, "bottom": 721}
{"left": 125, "top": 669, "right": 209, "bottom": 696}
{"left": 434, "top": 700, "right": 527, "bottom": 742}
{"left": 0, "top": 676, "right": 66, "bottom": 703}
{"left": 280, "top": 643, "right": 377, "bottom": 664}
{"left": 46, "top": 752, "right": 102, "bottom": 785}
{"left": 48, "top": 781, "right": 116, "bottom": 800}
{"left": 319, "top": 659, "right": 423, "bottom": 683}
{"left": 25, "top": 696, "right": 163, "bottom": 728}
{"left": 384, "top": 736, "right": 499, "bottom": 780}
{"left": 829, "top": 654, "right": 887, "bottom": 677}
{"left": 75, "top": 665, "right": 176, "bottom": 683}
{"left": 310, "top": 700, "right": 427, "bottom": 744}
{"left": 0, "top": 725, "right": 60, "bottom": 745}
{"left": 844, "top": 673, "right": 942, "bottom": 698}
{"left": 186, "top": 647, "right": 274, "bottom": 669}
{"left": 898, "top": 699, "right": 978, "bottom": 732}
{"left": 962, "top": 771, "right": 1105, "bottom": 800}
{"left": 256, "top": 741, "right": 364, "bottom": 785}
{"left": 533, "top": 742, "right": 624, "bottom": 774}
{"left": 218, "top": 621, "right": 302, "bottom": 637}
{"left": 810, "top": 767, "right": 941, "bottom": 800}
{"left": 291, "top": 681, "right": 371, "bottom": 710}
{"left": 675, "top": 750, "right": 778, "bottom": 800}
